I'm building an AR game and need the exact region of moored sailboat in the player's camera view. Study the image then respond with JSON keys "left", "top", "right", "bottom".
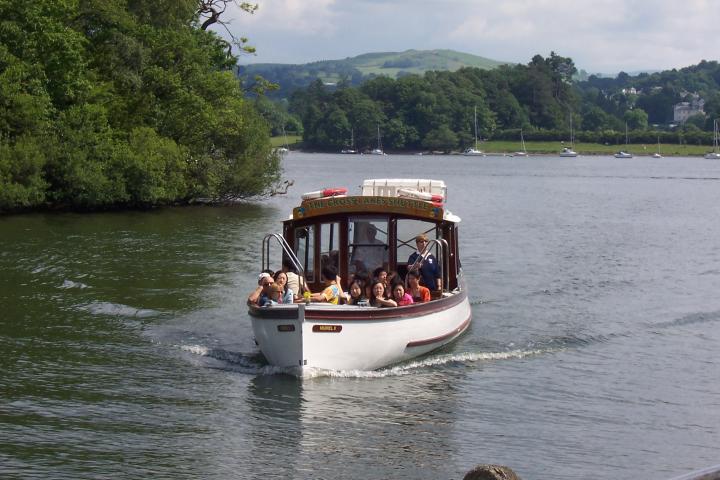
{"left": 512, "top": 128, "right": 528, "bottom": 157}
{"left": 463, "top": 106, "right": 484, "bottom": 156}
{"left": 652, "top": 136, "right": 662, "bottom": 158}
{"left": 704, "top": 119, "right": 720, "bottom": 159}
{"left": 341, "top": 128, "right": 357, "bottom": 154}
{"left": 614, "top": 123, "right": 633, "bottom": 158}
{"left": 369, "top": 124, "right": 386, "bottom": 155}
{"left": 559, "top": 114, "right": 578, "bottom": 157}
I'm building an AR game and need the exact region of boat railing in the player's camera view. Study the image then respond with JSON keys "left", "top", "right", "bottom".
{"left": 261, "top": 233, "right": 308, "bottom": 293}
{"left": 407, "top": 238, "right": 450, "bottom": 292}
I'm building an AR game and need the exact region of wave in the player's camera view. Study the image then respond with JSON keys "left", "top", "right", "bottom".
{"left": 59, "top": 279, "right": 90, "bottom": 289}
{"left": 652, "top": 310, "right": 720, "bottom": 330}
{"left": 75, "top": 301, "right": 161, "bottom": 318}
{"left": 179, "top": 343, "right": 552, "bottom": 379}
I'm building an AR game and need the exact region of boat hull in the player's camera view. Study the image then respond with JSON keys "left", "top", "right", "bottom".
{"left": 249, "top": 289, "right": 471, "bottom": 371}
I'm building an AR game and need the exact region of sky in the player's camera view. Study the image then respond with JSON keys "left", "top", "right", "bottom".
{"left": 219, "top": 0, "right": 719, "bottom": 75}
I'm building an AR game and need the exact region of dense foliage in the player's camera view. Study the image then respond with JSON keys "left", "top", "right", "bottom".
{"left": 286, "top": 53, "right": 720, "bottom": 152}
{"left": 0, "top": 0, "right": 279, "bottom": 211}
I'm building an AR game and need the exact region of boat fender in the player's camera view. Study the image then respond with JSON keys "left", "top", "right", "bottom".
{"left": 301, "top": 187, "right": 348, "bottom": 200}
{"left": 397, "top": 188, "right": 444, "bottom": 203}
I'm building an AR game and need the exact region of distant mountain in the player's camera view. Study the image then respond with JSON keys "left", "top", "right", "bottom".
{"left": 238, "top": 49, "right": 508, "bottom": 99}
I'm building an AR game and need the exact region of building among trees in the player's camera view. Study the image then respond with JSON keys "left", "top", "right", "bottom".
{"left": 673, "top": 95, "right": 705, "bottom": 123}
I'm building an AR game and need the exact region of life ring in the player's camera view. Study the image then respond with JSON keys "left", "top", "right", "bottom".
{"left": 301, "top": 187, "right": 348, "bottom": 200}
{"left": 397, "top": 188, "right": 444, "bottom": 203}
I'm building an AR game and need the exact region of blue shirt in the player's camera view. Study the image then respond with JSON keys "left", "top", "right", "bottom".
{"left": 407, "top": 251, "right": 440, "bottom": 289}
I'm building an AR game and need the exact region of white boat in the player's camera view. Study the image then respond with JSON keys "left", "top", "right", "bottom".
{"left": 559, "top": 114, "right": 578, "bottom": 157}
{"left": 341, "top": 128, "right": 357, "bottom": 154}
{"left": 652, "top": 136, "right": 662, "bottom": 158}
{"left": 463, "top": 106, "right": 485, "bottom": 156}
{"left": 248, "top": 178, "right": 471, "bottom": 373}
{"left": 368, "top": 125, "right": 385, "bottom": 155}
{"left": 512, "top": 128, "right": 528, "bottom": 157}
{"left": 614, "top": 123, "right": 633, "bottom": 158}
{"left": 704, "top": 119, "right": 720, "bottom": 159}
{"left": 276, "top": 126, "right": 290, "bottom": 155}
{"left": 559, "top": 147, "right": 578, "bottom": 157}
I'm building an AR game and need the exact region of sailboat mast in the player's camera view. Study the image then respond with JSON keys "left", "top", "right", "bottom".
{"left": 474, "top": 106, "right": 479, "bottom": 150}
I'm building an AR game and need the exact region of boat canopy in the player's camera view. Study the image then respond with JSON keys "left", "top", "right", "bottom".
{"left": 279, "top": 179, "right": 462, "bottom": 293}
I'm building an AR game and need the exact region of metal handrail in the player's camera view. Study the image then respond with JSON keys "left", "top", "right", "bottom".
{"left": 261, "top": 233, "right": 308, "bottom": 293}
{"left": 406, "top": 238, "right": 449, "bottom": 292}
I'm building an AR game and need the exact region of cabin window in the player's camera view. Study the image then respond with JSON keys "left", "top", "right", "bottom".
{"left": 294, "top": 225, "right": 315, "bottom": 283}
{"left": 319, "top": 222, "right": 341, "bottom": 274}
{"left": 348, "top": 217, "right": 389, "bottom": 275}
{"left": 396, "top": 219, "right": 439, "bottom": 276}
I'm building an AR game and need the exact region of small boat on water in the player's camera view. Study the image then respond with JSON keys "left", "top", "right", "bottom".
{"left": 341, "top": 128, "right": 357, "bottom": 154}
{"left": 248, "top": 178, "right": 471, "bottom": 373}
{"left": 559, "top": 114, "right": 578, "bottom": 157}
{"left": 559, "top": 147, "right": 578, "bottom": 157}
{"left": 615, "top": 123, "right": 633, "bottom": 158}
{"left": 652, "top": 136, "right": 662, "bottom": 158}
{"left": 512, "top": 129, "right": 528, "bottom": 157}
{"left": 368, "top": 125, "right": 386, "bottom": 155}
{"left": 704, "top": 119, "right": 720, "bottom": 159}
{"left": 463, "top": 106, "right": 485, "bottom": 156}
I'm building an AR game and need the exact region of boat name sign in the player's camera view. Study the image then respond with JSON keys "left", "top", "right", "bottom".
{"left": 294, "top": 195, "right": 443, "bottom": 220}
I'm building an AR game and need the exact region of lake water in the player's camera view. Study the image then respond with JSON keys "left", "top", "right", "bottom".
{"left": 1, "top": 153, "right": 719, "bottom": 480}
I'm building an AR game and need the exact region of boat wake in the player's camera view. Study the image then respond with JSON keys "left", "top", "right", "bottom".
{"left": 178, "top": 343, "right": 552, "bottom": 379}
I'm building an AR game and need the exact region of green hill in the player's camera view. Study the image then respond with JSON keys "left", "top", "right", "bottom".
{"left": 337, "top": 49, "right": 506, "bottom": 76}
{"left": 238, "top": 49, "right": 508, "bottom": 99}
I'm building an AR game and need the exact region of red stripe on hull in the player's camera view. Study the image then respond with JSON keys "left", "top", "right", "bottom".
{"left": 406, "top": 316, "right": 471, "bottom": 348}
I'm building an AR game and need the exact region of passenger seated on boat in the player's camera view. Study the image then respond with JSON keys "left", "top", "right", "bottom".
{"left": 273, "top": 271, "right": 295, "bottom": 304}
{"left": 369, "top": 280, "right": 397, "bottom": 308}
{"left": 348, "top": 270, "right": 371, "bottom": 300}
{"left": 407, "top": 234, "right": 442, "bottom": 291}
{"left": 346, "top": 280, "right": 368, "bottom": 306}
{"left": 248, "top": 272, "right": 273, "bottom": 306}
{"left": 406, "top": 270, "right": 431, "bottom": 303}
{"left": 281, "top": 258, "right": 306, "bottom": 300}
{"left": 264, "top": 283, "right": 284, "bottom": 306}
{"left": 387, "top": 269, "right": 401, "bottom": 288}
{"left": 391, "top": 282, "right": 414, "bottom": 306}
{"left": 309, "top": 265, "right": 341, "bottom": 304}
{"left": 372, "top": 267, "right": 388, "bottom": 288}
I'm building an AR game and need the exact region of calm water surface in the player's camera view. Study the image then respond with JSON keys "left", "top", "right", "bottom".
{"left": 1, "top": 153, "right": 719, "bottom": 479}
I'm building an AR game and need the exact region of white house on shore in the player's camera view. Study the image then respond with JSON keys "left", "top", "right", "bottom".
{"left": 673, "top": 95, "right": 705, "bottom": 123}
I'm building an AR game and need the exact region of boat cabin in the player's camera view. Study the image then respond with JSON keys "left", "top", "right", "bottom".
{"left": 271, "top": 179, "right": 462, "bottom": 294}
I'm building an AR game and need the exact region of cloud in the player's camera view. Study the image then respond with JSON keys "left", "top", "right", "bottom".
{"left": 226, "top": 0, "right": 720, "bottom": 72}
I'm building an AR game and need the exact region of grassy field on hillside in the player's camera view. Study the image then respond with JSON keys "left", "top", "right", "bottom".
{"left": 270, "top": 135, "right": 301, "bottom": 148}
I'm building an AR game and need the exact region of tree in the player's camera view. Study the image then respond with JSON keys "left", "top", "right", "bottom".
{"left": 422, "top": 125, "right": 458, "bottom": 152}
{"left": 0, "top": 0, "right": 277, "bottom": 211}
{"left": 624, "top": 108, "right": 649, "bottom": 130}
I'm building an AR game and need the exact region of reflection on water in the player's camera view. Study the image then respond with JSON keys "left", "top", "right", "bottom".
{"left": 246, "top": 370, "right": 464, "bottom": 480}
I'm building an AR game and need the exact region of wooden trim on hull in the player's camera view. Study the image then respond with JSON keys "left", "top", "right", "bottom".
{"left": 406, "top": 316, "right": 471, "bottom": 348}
